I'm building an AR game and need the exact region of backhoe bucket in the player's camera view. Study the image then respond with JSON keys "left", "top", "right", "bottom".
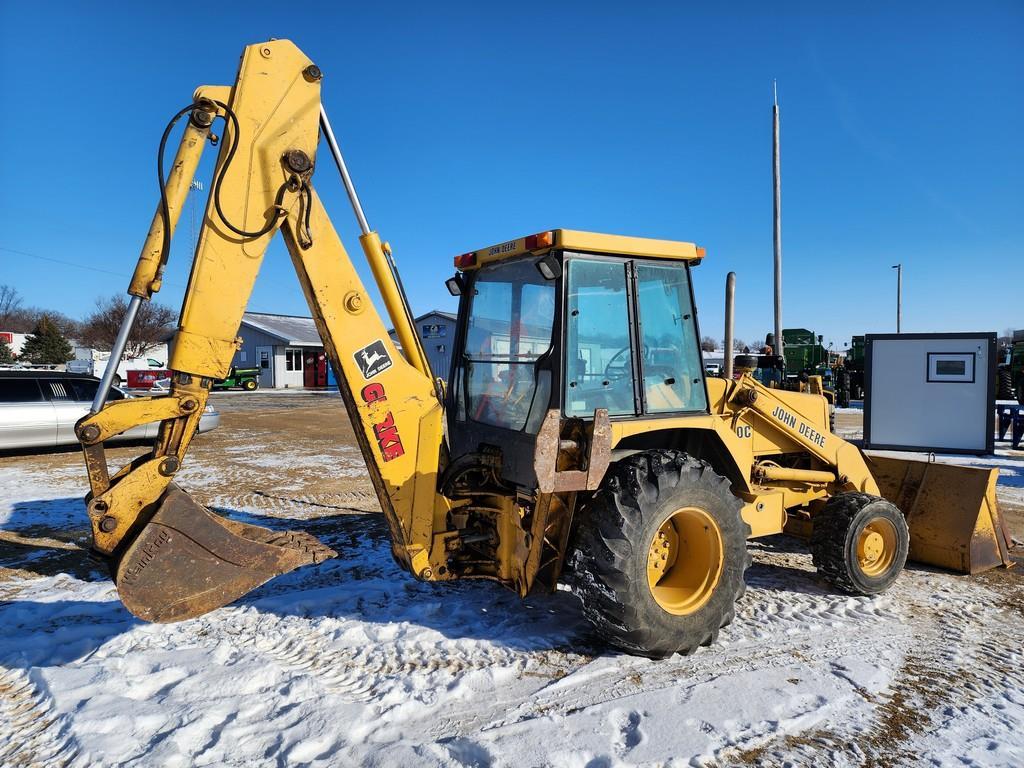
{"left": 868, "top": 455, "right": 1014, "bottom": 574}
{"left": 115, "top": 486, "right": 337, "bottom": 622}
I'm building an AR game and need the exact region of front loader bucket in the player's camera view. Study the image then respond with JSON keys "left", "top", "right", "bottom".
{"left": 115, "top": 485, "right": 337, "bottom": 622}
{"left": 868, "top": 455, "right": 1014, "bottom": 574}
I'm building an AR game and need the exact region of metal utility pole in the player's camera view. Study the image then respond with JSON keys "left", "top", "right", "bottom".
{"left": 772, "top": 81, "right": 784, "bottom": 364}
{"left": 892, "top": 263, "right": 902, "bottom": 333}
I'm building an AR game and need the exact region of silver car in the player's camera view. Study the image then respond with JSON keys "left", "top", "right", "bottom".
{"left": 0, "top": 372, "right": 220, "bottom": 450}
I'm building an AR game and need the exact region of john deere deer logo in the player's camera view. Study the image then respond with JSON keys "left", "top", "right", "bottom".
{"left": 354, "top": 340, "right": 393, "bottom": 380}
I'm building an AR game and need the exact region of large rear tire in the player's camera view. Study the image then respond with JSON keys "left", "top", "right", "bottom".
{"left": 811, "top": 493, "right": 909, "bottom": 595}
{"left": 568, "top": 451, "right": 750, "bottom": 658}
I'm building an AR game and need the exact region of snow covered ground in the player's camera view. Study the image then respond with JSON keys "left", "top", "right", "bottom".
{"left": 1, "top": 399, "right": 1022, "bottom": 767}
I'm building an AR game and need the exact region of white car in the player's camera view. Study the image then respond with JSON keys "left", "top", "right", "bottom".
{"left": 0, "top": 371, "right": 220, "bottom": 451}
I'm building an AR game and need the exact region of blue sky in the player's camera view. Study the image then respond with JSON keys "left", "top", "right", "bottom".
{"left": 0, "top": 2, "right": 1021, "bottom": 350}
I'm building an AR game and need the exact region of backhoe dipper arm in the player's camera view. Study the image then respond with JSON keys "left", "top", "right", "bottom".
{"left": 76, "top": 40, "right": 450, "bottom": 622}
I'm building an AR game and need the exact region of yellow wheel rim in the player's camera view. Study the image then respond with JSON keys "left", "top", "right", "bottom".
{"left": 856, "top": 517, "right": 898, "bottom": 577}
{"left": 646, "top": 506, "right": 724, "bottom": 615}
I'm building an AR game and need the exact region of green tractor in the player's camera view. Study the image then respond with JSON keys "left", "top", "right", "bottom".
{"left": 845, "top": 335, "right": 865, "bottom": 401}
{"left": 998, "top": 330, "right": 1024, "bottom": 404}
{"left": 212, "top": 366, "right": 261, "bottom": 391}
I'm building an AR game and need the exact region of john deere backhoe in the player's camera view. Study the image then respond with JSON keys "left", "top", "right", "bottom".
{"left": 76, "top": 40, "right": 1013, "bottom": 658}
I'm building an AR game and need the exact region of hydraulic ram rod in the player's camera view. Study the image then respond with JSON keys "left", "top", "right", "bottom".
{"left": 318, "top": 105, "right": 433, "bottom": 381}
{"left": 90, "top": 295, "right": 143, "bottom": 413}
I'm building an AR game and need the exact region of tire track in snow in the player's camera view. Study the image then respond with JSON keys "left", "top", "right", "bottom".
{"left": 427, "top": 580, "right": 912, "bottom": 743}
{"left": 228, "top": 625, "right": 530, "bottom": 702}
{"left": 724, "top": 570, "right": 1024, "bottom": 766}
{"left": 0, "top": 668, "right": 79, "bottom": 768}
{"left": 206, "top": 490, "right": 380, "bottom": 516}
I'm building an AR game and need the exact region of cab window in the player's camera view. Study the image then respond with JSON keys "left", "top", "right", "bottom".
{"left": 635, "top": 263, "right": 707, "bottom": 413}
{"left": 564, "top": 259, "right": 636, "bottom": 417}
{"left": 458, "top": 258, "right": 556, "bottom": 432}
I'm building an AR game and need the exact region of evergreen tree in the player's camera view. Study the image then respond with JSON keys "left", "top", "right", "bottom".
{"left": 0, "top": 337, "right": 12, "bottom": 364}
{"left": 20, "top": 315, "right": 73, "bottom": 365}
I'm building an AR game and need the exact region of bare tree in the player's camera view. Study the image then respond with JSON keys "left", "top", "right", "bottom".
{"left": 79, "top": 296, "right": 177, "bottom": 359}
{"left": 2, "top": 303, "right": 78, "bottom": 336}
{"left": 749, "top": 340, "right": 767, "bottom": 353}
{"left": 0, "top": 285, "right": 22, "bottom": 329}
{"left": 733, "top": 338, "right": 747, "bottom": 352}
{"left": 700, "top": 336, "right": 718, "bottom": 352}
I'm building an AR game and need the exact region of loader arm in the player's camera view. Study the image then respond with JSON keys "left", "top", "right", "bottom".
{"left": 76, "top": 39, "right": 451, "bottom": 621}
{"left": 727, "top": 375, "right": 880, "bottom": 494}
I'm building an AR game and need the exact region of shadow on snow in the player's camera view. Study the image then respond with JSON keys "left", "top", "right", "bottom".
{"left": 1, "top": 496, "right": 875, "bottom": 667}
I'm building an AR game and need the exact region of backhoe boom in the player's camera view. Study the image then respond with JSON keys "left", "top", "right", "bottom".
{"left": 77, "top": 39, "right": 450, "bottom": 621}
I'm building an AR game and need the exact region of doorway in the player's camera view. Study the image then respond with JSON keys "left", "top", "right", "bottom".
{"left": 256, "top": 346, "right": 274, "bottom": 388}
{"left": 304, "top": 349, "right": 328, "bottom": 388}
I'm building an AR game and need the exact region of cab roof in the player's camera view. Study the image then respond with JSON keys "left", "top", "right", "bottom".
{"left": 454, "top": 229, "right": 705, "bottom": 270}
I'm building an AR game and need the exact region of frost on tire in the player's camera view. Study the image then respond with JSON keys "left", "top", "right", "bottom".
{"left": 567, "top": 450, "right": 751, "bottom": 659}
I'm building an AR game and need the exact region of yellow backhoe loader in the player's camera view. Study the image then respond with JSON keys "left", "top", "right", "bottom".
{"left": 76, "top": 40, "right": 1013, "bottom": 658}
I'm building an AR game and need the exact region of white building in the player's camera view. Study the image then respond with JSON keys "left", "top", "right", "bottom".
{"left": 234, "top": 313, "right": 329, "bottom": 389}
{"left": 0, "top": 331, "right": 29, "bottom": 357}
{"left": 232, "top": 310, "right": 459, "bottom": 389}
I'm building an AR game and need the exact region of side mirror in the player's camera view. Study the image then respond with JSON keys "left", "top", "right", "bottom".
{"left": 445, "top": 274, "right": 463, "bottom": 296}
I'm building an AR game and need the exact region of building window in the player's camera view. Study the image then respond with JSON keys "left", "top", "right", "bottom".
{"left": 285, "top": 348, "right": 304, "bottom": 371}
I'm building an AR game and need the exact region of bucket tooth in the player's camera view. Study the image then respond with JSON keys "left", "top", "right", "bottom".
{"left": 115, "top": 485, "right": 337, "bottom": 622}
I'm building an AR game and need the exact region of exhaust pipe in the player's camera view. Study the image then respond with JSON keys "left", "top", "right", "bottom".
{"left": 724, "top": 272, "right": 736, "bottom": 379}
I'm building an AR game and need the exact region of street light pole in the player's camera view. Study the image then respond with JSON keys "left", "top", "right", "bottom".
{"left": 892, "top": 263, "right": 902, "bottom": 333}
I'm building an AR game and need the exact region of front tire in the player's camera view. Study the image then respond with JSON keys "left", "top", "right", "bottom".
{"left": 569, "top": 451, "right": 750, "bottom": 658}
{"left": 243, "top": 379, "right": 258, "bottom": 391}
{"left": 811, "top": 493, "right": 909, "bottom": 595}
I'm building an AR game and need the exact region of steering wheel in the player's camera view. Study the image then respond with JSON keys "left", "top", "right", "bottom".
{"left": 604, "top": 347, "right": 632, "bottom": 380}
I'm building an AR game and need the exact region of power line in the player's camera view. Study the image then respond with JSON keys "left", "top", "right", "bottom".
{"left": 0, "top": 246, "right": 132, "bottom": 279}
{"left": 0, "top": 246, "right": 184, "bottom": 288}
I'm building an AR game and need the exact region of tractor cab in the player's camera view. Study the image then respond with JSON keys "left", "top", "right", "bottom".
{"left": 446, "top": 229, "right": 709, "bottom": 489}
